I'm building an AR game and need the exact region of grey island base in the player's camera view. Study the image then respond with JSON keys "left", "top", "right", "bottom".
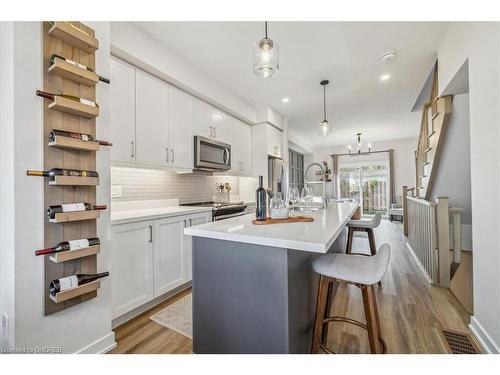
{"left": 186, "top": 202, "right": 359, "bottom": 354}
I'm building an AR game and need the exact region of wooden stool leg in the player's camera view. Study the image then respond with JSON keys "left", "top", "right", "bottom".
{"left": 346, "top": 227, "right": 354, "bottom": 254}
{"left": 321, "top": 280, "right": 338, "bottom": 343}
{"left": 361, "top": 285, "right": 383, "bottom": 354}
{"left": 311, "top": 276, "right": 330, "bottom": 353}
{"left": 367, "top": 228, "right": 376, "bottom": 256}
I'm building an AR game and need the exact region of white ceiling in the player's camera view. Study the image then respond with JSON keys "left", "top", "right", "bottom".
{"left": 134, "top": 21, "right": 449, "bottom": 148}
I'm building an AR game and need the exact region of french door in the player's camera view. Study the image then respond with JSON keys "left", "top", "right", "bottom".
{"left": 338, "top": 162, "right": 389, "bottom": 216}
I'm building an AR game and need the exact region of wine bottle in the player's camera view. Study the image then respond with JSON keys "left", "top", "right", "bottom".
{"left": 35, "top": 238, "right": 100, "bottom": 256}
{"left": 27, "top": 168, "right": 98, "bottom": 180}
{"left": 49, "top": 271, "right": 109, "bottom": 296}
{"left": 47, "top": 203, "right": 106, "bottom": 219}
{"left": 49, "top": 54, "right": 110, "bottom": 84}
{"left": 256, "top": 175, "right": 267, "bottom": 221}
{"left": 36, "top": 90, "right": 99, "bottom": 108}
{"left": 49, "top": 129, "right": 112, "bottom": 146}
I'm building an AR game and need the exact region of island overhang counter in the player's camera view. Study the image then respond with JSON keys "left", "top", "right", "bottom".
{"left": 184, "top": 201, "right": 359, "bottom": 354}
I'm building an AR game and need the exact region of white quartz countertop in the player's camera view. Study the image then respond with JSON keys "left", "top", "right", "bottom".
{"left": 111, "top": 199, "right": 212, "bottom": 225}
{"left": 184, "top": 201, "right": 359, "bottom": 253}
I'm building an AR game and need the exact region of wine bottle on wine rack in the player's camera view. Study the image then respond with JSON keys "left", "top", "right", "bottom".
{"left": 47, "top": 203, "right": 106, "bottom": 220}
{"left": 36, "top": 90, "right": 99, "bottom": 108}
{"left": 27, "top": 168, "right": 98, "bottom": 180}
{"left": 49, "top": 129, "right": 112, "bottom": 146}
{"left": 50, "top": 54, "right": 110, "bottom": 84}
{"left": 49, "top": 272, "right": 109, "bottom": 296}
{"left": 35, "top": 238, "right": 100, "bottom": 256}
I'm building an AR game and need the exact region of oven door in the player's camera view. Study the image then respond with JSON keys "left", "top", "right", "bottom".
{"left": 194, "top": 136, "right": 231, "bottom": 171}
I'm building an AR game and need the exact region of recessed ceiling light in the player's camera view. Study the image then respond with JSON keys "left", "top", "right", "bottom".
{"left": 282, "top": 97, "right": 289, "bottom": 103}
{"left": 380, "top": 74, "right": 391, "bottom": 81}
{"left": 380, "top": 52, "right": 397, "bottom": 64}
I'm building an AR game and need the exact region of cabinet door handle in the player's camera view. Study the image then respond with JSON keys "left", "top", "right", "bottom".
{"left": 148, "top": 225, "right": 153, "bottom": 243}
{"left": 189, "top": 219, "right": 193, "bottom": 226}
{"left": 171, "top": 148, "right": 175, "bottom": 163}
{"left": 209, "top": 126, "right": 213, "bottom": 137}
{"left": 166, "top": 147, "right": 169, "bottom": 162}
{"left": 184, "top": 220, "right": 188, "bottom": 228}
{"left": 130, "top": 141, "right": 135, "bottom": 159}
{"left": 213, "top": 127, "right": 216, "bottom": 138}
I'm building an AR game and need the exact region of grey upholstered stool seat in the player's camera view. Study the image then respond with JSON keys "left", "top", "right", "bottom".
{"left": 311, "top": 243, "right": 391, "bottom": 354}
{"left": 346, "top": 212, "right": 382, "bottom": 257}
{"left": 347, "top": 212, "right": 382, "bottom": 229}
{"left": 312, "top": 243, "right": 390, "bottom": 285}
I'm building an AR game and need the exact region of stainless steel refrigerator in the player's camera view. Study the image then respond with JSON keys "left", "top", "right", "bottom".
{"left": 268, "top": 156, "right": 288, "bottom": 198}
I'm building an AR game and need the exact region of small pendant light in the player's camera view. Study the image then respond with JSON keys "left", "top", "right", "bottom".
{"left": 319, "top": 80, "right": 331, "bottom": 136}
{"left": 253, "top": 21, "right": 279, "bottom": 78}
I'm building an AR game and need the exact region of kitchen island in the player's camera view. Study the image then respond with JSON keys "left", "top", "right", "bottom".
{"left": 184, "top": 201, "right": 359, "bottom": 354}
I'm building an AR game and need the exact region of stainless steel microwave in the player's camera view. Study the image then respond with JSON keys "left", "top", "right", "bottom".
{"left": 194, "top": 136, "right": 231, "bottom": 171}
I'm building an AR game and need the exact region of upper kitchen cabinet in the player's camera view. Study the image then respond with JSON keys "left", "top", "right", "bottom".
{"left": 135, "top": 70, "right": 170, "bottom": 166}
{"left": 168, "top": 86, "right": 194, "bottom": 169}
{"left": 111, "top": 58, "right": 136, "bottom": 163}
{"left": 267, "top": 124, "right": 283, "bottom": 158}
{"left": 193, "top": 99, "right": 227, "bottom": 142}
{"left": 226, "top": 116, "right": 252, "bottom": 175}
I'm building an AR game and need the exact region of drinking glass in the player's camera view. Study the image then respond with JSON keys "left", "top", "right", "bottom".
{"left": 301, "top": 187, "right": 314, "bottom": 211}
{"left": 288, "top": 187, "right": 299, "bottom": 212}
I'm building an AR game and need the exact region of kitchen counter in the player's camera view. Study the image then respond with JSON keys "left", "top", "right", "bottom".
{"left": 184, "top": 201, "right": 359, "bottom": 354}
{"left": 184, "top": 201, "right": 358, "bottom": 253}
{"left": 111, "top": 199, "right": 212, "bottom": 225}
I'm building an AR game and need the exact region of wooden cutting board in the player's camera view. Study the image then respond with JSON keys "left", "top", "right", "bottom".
{"left": 252, "top": 216, "right": 314, "bottom": 225}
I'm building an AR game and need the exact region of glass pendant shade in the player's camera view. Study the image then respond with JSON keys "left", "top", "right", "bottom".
{"left": 319, "top": 120, "right": 331, "bottom": 136}
{"left": 253, "top": 37, "right": 279, "bottom": 78}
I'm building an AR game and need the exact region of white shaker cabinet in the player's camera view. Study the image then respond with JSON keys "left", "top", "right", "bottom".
{"left": 153, "top": 217, "right": 186, "bottom": 297}
{"left": 193, "top": 99, "right": 227, "bottom": 142}
{"left": 183, "top": 213, "right": 212, "bottom": 281}
{"left": 227, "top": 116, "right": 252, "bottom": 175}
{"left": 111, "top": 220, "right": 154, "bottom": 319}
{"left": 110, "top": 58, "right": 136, "bottom": 163}
{"left": 267, "top": 124, "right": 283, "bottom": 158}
{"left": 168, "top": 86, "right": 194, "bottom": 169}
{"left": 135, "top": 70, "right": 170, "bottom": 166}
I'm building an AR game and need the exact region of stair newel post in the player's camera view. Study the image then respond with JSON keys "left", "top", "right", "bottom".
{"left": 402, "top": 185, "right": 409, "bottom": 236}
{"left": 435, "top": 197, "right": 450, "bottom": 287}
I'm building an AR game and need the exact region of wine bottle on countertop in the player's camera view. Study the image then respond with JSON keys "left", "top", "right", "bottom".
{"left": 49, "top": 272, "right": 109, "bottom": 296}
{"left": 47, "top": 203, "right": 106, "bottom": 219}
{"left": 49, "top": 129, "right": 113, "bottom": 146}
{"left": 35, "top": 237, "right": 99, "bottom": 256}
{"left": 36, "top": 90, "right": 99, "bottom": 108}
{"left": 27, "top": 168, "right": 98, "bottom": 180}
{"left": 256, "top": 175, "right": 267, "bottom": 221}
{"left": 49, "top": 54, "right": 110, "bottom": 84}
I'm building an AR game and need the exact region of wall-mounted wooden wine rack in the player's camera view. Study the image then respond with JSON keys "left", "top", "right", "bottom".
{"left": 42, "top": 21, "right": 102, "bottom": 315}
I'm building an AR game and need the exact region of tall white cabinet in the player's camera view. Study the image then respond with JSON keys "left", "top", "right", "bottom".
{"left": 135, "top": 70, "right": 170, "bottom": 166}
{"left": 168, "top": 86, "right": 194, "bottom": 169}
{"left": 111, "top": 59, "right": 136, "bottom": 163}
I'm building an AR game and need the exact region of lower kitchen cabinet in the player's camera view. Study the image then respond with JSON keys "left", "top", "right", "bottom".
{"left": 111, "top": 211, "right": 212, "bottom": 319}
{"left": 153, "top": 217, "right": 186, "bottom": 296}
{"left": 111, "top": 220, "right": 154, "bottom": 319}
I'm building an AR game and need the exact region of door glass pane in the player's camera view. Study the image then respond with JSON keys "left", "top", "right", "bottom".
{"left": 338, "top": 167, "right": 361, "bottom": 204}
{"left": 361, "top": 165, "right": 388, "bottom": 215}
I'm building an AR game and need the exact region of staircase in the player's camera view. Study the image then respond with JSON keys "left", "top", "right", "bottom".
{"left": 414, "top": 64, "right": 453, "bottom": 200}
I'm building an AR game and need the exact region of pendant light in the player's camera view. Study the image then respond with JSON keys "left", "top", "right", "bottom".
{"left": 253, "top": 21, "right": 279, "bottom": 78}
{"left": 319, "top": 80, "right": 331, "bottom": 136}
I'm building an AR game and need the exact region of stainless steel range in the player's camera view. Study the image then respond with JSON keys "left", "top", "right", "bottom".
{"left": 181, "top": 201, "right": 248, "bottom": 221}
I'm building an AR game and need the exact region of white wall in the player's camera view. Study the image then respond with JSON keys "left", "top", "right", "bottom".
{"left": 438, "top": 22, "right": 500, "bottom": 353}
{"left": 314, "top": 137, "right": 418, "bottom": 203}
{"left": 110, "top": 22, "right": 257, "bottom": 124}
{"left": 1, "top": 22, "right": 114, "bottom": 354}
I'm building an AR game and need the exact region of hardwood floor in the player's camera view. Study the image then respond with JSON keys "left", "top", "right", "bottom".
{"left": 110, "top": 219, "right": 473, "bottom": 354}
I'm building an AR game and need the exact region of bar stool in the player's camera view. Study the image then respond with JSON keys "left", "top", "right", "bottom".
{"left": 346, "top": 213, "right": 382, "bottom": 256}
{"left": 311, "top": 243, "right": 391, "bottom": 354}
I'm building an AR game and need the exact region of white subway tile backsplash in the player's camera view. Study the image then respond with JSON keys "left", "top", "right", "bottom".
{"left": 111, "top": 166, "right": 240, "bottom": 204}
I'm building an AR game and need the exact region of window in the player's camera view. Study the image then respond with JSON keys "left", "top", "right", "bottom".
{"left": 289, "top": 149, "right": 304, "bottom": 191}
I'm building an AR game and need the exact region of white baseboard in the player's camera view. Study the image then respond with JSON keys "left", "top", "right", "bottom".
{"left": 469, "top": 316, "right": 500, "bottom": 353}
{"left": 75, "top": 332, "right": 116, "bottom": 354}
{"left": 405, "top": 242, "right": 433, "bottom": 284}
